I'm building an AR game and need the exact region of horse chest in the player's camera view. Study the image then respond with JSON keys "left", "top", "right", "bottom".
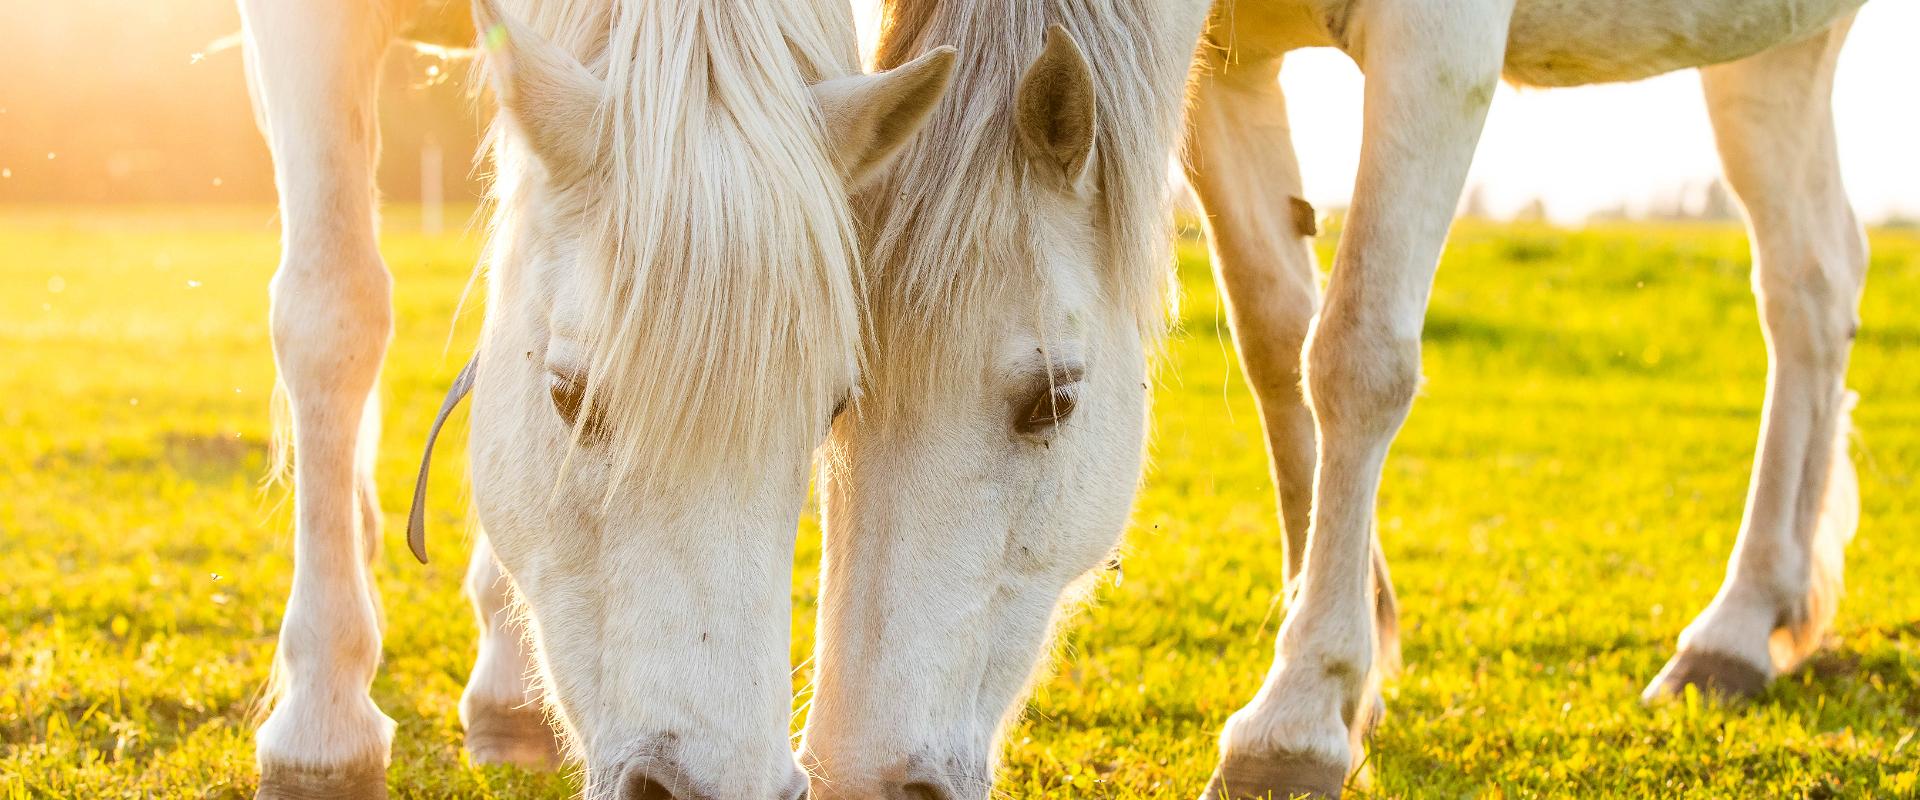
{"left": 1502, "top": 0, "right": 1866, "bottom": 86}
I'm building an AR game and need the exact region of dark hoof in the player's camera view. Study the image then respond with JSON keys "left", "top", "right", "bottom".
{"left": 1643, "top": 649, "right": 1770, "bottom": 703}
{"left": 257, "top": 760, "right": 387, "bottom": 800}
{"left": 1201, "top": 751, "right": 1348, "bottom": 800}
{"left": 467, "top": 705, "right": 564, "bottom": 770}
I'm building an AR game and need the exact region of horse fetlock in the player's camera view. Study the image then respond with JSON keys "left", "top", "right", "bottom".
{"left": 1677, "top": 587, "right": 1778, "bottom": 659}
{"left": 279, "top": 592, "right": 383, "bottom": 673}
{"left": 1646, "top": 592, "right": 1780, "bottom": 703}
{"left": 1221, "top": 665, "right": 1366, "bottom": 774}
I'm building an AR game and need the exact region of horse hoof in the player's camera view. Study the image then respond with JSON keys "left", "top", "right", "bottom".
{"left": 1201, "top": 751, "right": 1348, "bottom": 800}
{"left": 466, "top": 705, "right": 564, "bottom": 770}
{"left": 1642, "top": 649, "right": 1770, "bottom": 703}
{"left": 257, "top": 760, "right": 388, "bottom": 800}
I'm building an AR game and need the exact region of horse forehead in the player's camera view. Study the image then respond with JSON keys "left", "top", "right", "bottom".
{"left": 1031, "top": 215, "right": 1103, "bottom": 316}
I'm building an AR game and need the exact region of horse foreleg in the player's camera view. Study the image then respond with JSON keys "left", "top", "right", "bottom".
{"left": 241, "top": 1, "right": 399, "bottom": 796}
{"left": 1200, "top": 4, "right": 1508, "bottom": 797}
{"left": 1645, "top": 16, "right": 1864, "bottom": 702}
{"left": 460, "top": 533, "right": 564, "bottom": 769}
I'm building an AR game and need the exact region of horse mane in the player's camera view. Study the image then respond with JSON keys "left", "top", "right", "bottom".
{"left": 863, "top": 1, "right": 1194, "bottom": 405}
{"left": 483, "top": 0, "right": 863, "bottom": 491}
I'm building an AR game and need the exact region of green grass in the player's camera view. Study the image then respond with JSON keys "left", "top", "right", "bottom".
{"left": 2, "top": 206, "right": 1916, "bottom": 798}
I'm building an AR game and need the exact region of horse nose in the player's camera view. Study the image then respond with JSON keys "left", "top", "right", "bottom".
{"left": 872, "top": 762, "right": 966, "bottom": 800}
{"left": 616, "top": 756, "right": 809, "bottom": 800}
{"left": 805, "top": 751, "right": 980, "bottom": 800}
{"left": 885, "top": 780, "right": 955, "bottom": 800}
{"left": 817, "top": 779, "right": 955, "bottom": 800}
{"left": 617, "top": 759, "right": 693, "bottom": 800}
{"left": 620, "top": 773, "right": 679, "bottom": 800}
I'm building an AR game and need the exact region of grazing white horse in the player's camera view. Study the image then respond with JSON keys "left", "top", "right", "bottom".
{"left": 800, "top": 3, "right": 1211, "bottom": 798}
{"left": 236, "top": 0, "right": 950, "bottom": 796}
{"left": 813, "top": 0, "right": 1871, "bottom": 798}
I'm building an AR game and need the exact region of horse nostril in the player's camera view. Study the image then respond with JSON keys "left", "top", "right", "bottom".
{"left": 896, "top": 782, "right": 951, "bottom": 800}
{"left": 622, "top": 774, "right": 677, "bottom": 800}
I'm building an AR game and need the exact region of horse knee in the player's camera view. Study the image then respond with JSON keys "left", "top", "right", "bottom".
{"left": 269, "top": 249, "right": 393, "bottom": 399}
{"left": 1303, "top": 309, "right": 1420, "bottom": 438}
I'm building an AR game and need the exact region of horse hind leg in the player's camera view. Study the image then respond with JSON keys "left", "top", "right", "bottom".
{"left": 1184, "top": 46, "right": 1404, "bottom": 798}
{"left": 1645, "top": 16, "right": 1865, "bottom": 703}
{"left": 241, "top": 0, "right": 400, "bottom": 796}
{"left": 460, "top": 533, "right": 564, "bottom": 769}
{"left": 1193, "top": 2, "right": 1508, "bottom": 794}
{"left": 1185, "top": 50, "right": 1322, "bottom": 595}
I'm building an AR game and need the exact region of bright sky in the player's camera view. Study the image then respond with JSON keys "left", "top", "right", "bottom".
{"left": 853, "top": 2, "right": 1919, "bottom": 224}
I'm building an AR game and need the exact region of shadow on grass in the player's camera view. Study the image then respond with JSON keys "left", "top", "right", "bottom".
{"left": 34, "top": 430, "right": 269, "bottom": 483}
{"left": 1786, "top": 621, "right": 1920, "bottom": 717}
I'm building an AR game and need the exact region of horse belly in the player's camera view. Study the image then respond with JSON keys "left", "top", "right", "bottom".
{"left": 1502, "top": 0, "right": 1864, "bottom": 86}
{"left": 399, "top": 0, "right": 478, "bottom": 49}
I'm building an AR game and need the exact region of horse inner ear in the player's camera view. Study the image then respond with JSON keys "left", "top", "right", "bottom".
{"left": 1016, "top": 25, "right": 1096, "bottom": 185}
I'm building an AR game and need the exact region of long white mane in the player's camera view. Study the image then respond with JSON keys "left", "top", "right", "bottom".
{"left": 861, "top": 1, "right": 1193, "bottom": 405}
{"left": 485, "top": 0, "right": 864, "bottom": 488}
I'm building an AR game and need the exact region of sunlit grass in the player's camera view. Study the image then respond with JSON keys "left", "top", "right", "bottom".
{"left": 2, "top": 207, "right": 1915, "bottom": 797}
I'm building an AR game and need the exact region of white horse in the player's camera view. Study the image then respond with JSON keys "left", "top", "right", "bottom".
{"left": 807, "top": 0, "right": 1871, "bottom": 798}
{"left": 799, "top": 3, "right": 1211, "bottom": 798}
{"left": 236, "top": 0, "right": 950, "bottom": 796}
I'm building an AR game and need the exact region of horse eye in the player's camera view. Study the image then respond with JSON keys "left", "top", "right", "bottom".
{"left": 1016, "top": 381, "right": 1080, "bottom": 436}
{"left": 548, "top": 370, "right": 589, "bottom": 430}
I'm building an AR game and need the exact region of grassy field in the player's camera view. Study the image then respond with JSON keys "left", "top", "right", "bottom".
{"left": 2, "top": 205, "right": 1916, "bottom": 798}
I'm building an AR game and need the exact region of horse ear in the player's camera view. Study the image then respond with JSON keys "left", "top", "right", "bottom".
{"left": 810, "top": 46, "right": 957, "bottom": 187}
{"left": 474, "top": 0, "right": 605, "bottom": 180}
{"left": 1016, "top": 25, "right": 1096, "bottom": 185}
